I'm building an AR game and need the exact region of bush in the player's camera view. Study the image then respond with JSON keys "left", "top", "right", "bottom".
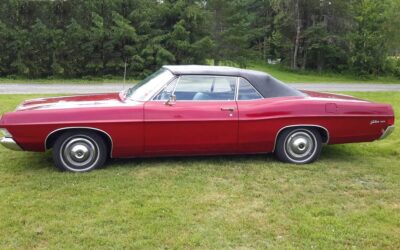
{"left": 384, "top": 57, "right": 400, "bottom": 78}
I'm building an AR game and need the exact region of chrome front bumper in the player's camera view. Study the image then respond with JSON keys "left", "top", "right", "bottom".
{"left": 379, "top": 125, "right": 395, "bottom": 140}
{"left": 0, "top": 137, "right": 23, "bottom": 151}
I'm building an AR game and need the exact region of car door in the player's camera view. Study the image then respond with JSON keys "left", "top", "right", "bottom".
{"left": 236, "top": 77, "right": 272, "bottom": 153}
{"left": 144, "top": 75, "right": 238, "bottom": 155}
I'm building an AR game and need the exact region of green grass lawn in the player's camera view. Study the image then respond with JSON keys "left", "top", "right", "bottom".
{"left": 0, "top": 93, "right": 399, "bottom": 249}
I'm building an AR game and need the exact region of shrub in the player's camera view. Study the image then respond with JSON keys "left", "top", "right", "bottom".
{"left": 384, "top": 57, "right": 400, "bottom": 78}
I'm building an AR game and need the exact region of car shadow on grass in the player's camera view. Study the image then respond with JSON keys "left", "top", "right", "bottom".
{"left": 107, "top": 145, "right": 360, "bottom": 171}
{"left": 109, "top": 153, "right": 274, "bottom": 168}
{"left": 8, "top": 144, "right": 360, "bottom": 173}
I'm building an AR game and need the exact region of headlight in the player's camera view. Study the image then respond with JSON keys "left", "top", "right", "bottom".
{"left": 0, "top": 128, "right": 12, "bottom": 138}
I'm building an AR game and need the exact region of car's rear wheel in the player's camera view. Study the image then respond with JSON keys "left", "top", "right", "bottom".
{"left": 52, "top": 131, "right": 107, "bottom": 172}
{"left": 275, "top": 127, "right": 322, "bottom": 164}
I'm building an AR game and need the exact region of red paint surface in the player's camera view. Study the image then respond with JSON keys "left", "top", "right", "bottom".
{"left": 0, "top": 91, "right": 395, "bottom": 158}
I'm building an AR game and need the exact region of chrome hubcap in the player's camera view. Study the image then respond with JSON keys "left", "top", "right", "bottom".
{"left": 285, "top": 131, "right": 315, "bottom": 160}
{"left": 70, "top": 144, "right": 90, "bottom": 161}
{"left": 61, "top": 137, "right": 99, "bottom": 170}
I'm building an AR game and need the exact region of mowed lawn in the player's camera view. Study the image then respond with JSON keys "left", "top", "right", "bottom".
{"left": 0, "top": 93, "right": 399, "bottom": 249}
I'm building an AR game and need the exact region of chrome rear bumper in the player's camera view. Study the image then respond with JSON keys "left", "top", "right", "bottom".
{"left": 379, "top": 125, "right": 395, "bottom": 140}
{"left": 0, "top": 137, "right": 23, "bottom": 151}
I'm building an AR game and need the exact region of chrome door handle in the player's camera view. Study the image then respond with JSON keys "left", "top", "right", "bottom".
{"left": 221, "top": 107, "right": 235, "bottom": 112}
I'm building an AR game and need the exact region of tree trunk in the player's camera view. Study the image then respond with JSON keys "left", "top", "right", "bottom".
{"left": 292, "top": 0, "right": 301, "bottom": 70}
{"left": 213, "top": 8, "right": 222, "bottom": 66}
{"left": 302, "top": 47, "right": 307, "bottom": 70}
{"left": 263, "top": 37, "right": 267, "bottom": 61}
{"left": 317, "top": 51, "right": 323, "bottom": 72}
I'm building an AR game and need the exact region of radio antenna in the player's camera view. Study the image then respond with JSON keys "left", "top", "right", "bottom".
{"left": 123, "top": 60, "right": 127, "bottom": 90}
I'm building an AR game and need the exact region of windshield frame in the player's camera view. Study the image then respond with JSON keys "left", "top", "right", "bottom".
{"left": 122, "top": 68, "right": 175, "bottom": 102}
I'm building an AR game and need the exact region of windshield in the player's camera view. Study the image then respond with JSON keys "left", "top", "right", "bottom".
{"left": 123, "top": 68, "right": 175, "bottom": 101}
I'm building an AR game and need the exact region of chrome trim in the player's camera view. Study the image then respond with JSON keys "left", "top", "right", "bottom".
{"left": 151, "top": 75, "right": 238, "bottom": 102}
{"left": 150, "top": 99, "right": 236, "bottom": 102}
{"left": 0, "top": 137, "right": 23, "bottom": 151}
{"left": 221, "top": 107, "right": 235, "bottom": 112}
{"left": 0, "top": 128, "right": 12, "bottom": 138}
{"left": 236, "top": 77, "right": 264, "bottom": 101}
{"left": 379, "top": 125, "right": 395, "bottom": 140}
{"left": 172, "top": 76, "right": 181, "bottom": 95}
{"left": 150, "top": 76, "right": 179, "bottom": 101}
{"left": 45, "top": 127, "right": 114, "bottom": 158}
{"left": 235, "top": 77, "right": 240, "bottom": 101}
{"left": 60, "top": 135, "right": 101, "bottom": 172}
{"left": 126, "top": 69, "right": 175, "bottom": 102}
{"left": 273, "top": 124, "right": 330, "bottom": 152}
{"left": 283, "top": 129, "right": 318, "bottom": 164}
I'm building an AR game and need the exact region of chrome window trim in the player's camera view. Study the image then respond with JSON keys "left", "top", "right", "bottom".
{"left": 272, "top": 124, "right": 330, "bottom": 152}
{"left": 45, "top": 127, "right": 114, "bottom": 158}
{"left": 171, "top": 76, "right": 180, "bottom": 96}
{"left": 150, "top": 76, "right": 179, "bottom": 101}
{"left": 235, "top": 77, "right": 240, "bottom": 101}
{"left": 236, "top": 77, "right": 264, "bottom": 101}
{"left": 151, "top": 75, "right": 238, "bottom": 102}
{"left": 126, "top": 69, "right": 175, "bottom": 102}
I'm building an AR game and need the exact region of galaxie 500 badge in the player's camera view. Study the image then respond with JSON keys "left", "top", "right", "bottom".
{"left": 370, "top": 120, "right": 386, "bottom": 125}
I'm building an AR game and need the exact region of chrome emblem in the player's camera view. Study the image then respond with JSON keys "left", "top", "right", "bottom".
{"left": 370, "top": 120, "right": 386, "bottom": 125}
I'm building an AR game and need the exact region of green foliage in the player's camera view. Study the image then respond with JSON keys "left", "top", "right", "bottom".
{"left": 0, "top": 0, "right": 211, "bottom": 78}
{"left": 348, "top": 0, "right": 390, "bottom": 76}
{"left": 0, "top": 0, "right": 398, "bottom": 78}
{"left": 385, "top": 57, "right": 400, "bottom": 78}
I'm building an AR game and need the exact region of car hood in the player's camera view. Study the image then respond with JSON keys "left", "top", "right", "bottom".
{"left": 16, "top": 92, "right": 126, "bottom": 111}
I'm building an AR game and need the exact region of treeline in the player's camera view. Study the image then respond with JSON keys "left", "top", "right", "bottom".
{"left": 0, "top": 0, "right": 399, "bottom": 78}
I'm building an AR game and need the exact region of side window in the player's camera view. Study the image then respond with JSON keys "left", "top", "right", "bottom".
{"left": 238, "top": 78, "right": 263, "bottom": 100}
{"left": 173, "top": 75, "right": 236, "bottom": 101}
{"left": 153, "top": 79, "right": 177, "bottom": 100}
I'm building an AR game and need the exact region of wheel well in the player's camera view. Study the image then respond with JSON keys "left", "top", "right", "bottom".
{"left": 274, "top": 125, "right": 329, "bottom": 151}
{"left": 45, "top": 128, "right": 113, "bottom": 155}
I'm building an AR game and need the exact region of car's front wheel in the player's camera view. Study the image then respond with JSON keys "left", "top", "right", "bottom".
{"left": 275, "top": 127, "right": 322, "bottom": 164}
{"left": 52, "top": 131, "right": 107, "bottom": 172}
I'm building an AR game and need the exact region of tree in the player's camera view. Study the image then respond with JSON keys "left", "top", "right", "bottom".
{"left": 349, "top": 0, "right": 390, "bottom": 76}
{"left": 0, "top": 0, "right": 398, "bottom": 78}
{"left": 206, "top": 0, "right": 252, "bottom": 66}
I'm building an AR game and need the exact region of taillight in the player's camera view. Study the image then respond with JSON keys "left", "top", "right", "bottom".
{"left": 385, "top": 105, "right": 395, "bottom": 126}
{"left": 387, "top": 116, "right": 394, "bottom": 126}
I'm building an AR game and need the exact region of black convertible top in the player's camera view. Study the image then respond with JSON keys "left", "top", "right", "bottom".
{"left": 163, "top": 65, "right": 304, "bottom": 98}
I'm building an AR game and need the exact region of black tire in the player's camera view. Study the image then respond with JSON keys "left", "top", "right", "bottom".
{"left": 52, "top": 131, "right": 108, "bottom": 172}
{"left": 275, "top": 127, "right": 322, "bottom": 164}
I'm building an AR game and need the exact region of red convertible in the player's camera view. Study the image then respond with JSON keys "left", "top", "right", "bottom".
{"left": 0, "top": 65, "right": 395, "bottom": 172}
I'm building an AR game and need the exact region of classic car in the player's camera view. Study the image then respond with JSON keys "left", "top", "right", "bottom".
{"left": 0, "top": 65, "right": 395, "bottom": 172}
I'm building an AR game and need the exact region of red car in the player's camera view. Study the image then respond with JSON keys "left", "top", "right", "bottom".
{"left": 0, "top": 65, "right": 395, "bottom": 172}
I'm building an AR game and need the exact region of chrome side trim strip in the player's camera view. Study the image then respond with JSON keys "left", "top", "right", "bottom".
{"left": 45, "top": 127, "right": 114, "bottom": 158}
{"left": 379, "top": 125, "right": 395, "bottom": 140}
{"left": 0, "top": 137, "right": 23, "bottom": 151}
{"left": 272, "top": 124, "right": 330, "bottom": 152}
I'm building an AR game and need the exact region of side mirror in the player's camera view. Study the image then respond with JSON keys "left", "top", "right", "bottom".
{"left": 165, "top": 94, "right": 176, "bottom": 106}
